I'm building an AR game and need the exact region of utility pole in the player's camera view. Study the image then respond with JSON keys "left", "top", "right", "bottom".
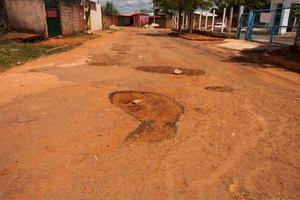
{"left": 228, "top": 7, "right": 234, "bottom": 33}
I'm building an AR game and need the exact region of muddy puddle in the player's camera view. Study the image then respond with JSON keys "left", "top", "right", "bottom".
{"left": 205, "top": 86, "right": 234, "bottom": 93}
{"left": 109, "top": 91, "right": 184, "bottom": 143}
{"left": 136, "top": 66, "right": 205, "bottom": 76}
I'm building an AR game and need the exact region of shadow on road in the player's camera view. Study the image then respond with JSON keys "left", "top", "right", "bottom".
{"left": 136, "top": 33, "right": 169, "bottom": 37}
{"left": 225, "top": 46, "right": 300, "bottom": 74}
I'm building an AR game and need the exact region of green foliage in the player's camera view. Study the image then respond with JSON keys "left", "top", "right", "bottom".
{"left": 154, "top": 0, "right": 212, "bottom": 15}
{"left": 154, "top": 0, "right": 213, "bottom": 33}
{"left": 0, "top": 38, "right": 53, "bottom": 68}
{"left": 102, "top": 1, "right": 119, "bottom": 16}
{"left": 291, "top": 3, "right": 300, "bottom": 19}
{"left": 212, "top": 0, "right": 270, "bottom": 12}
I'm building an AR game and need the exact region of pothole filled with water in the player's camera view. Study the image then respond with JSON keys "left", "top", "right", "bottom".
{"left": 205, "top": 86, "right": 234, "bottom": 93}
{"left": 136, "top": 66, "right": 205, "bottom": 76}
{"left": 109, "top": 91, "right": 184, "bottom": 143}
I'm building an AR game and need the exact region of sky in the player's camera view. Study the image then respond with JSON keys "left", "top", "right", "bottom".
{"left": 101, "top": 0, "right": 152, "bottom": 14}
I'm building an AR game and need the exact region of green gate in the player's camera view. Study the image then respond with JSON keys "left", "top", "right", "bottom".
{"left": 45, "top": 0, "right": 61, "bottom": 37}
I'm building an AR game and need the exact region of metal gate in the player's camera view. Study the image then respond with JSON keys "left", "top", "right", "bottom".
{"left": 45, "top": 0, "right": 61, "bottom": 37}
{"left": 237, "top": 6, "right": 300, "bottom": 46}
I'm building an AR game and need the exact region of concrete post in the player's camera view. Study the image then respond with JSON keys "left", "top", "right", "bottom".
{"left": 177, "top": 14, "right": 181, "bottom": 29}
{"left": 294, "top": 17, "right": 298, "bottom": 27}
{"left": 221, "top": 8, "right": 226, "bottom": 33}
{"left": 228, "top": 7, "right": 234, "bottom": 33}
{"left": 199, "top": 11, "right": 202, "bottom": 30}
{"left": 237, "top": 5, "right": 244, "bottom": 28}
{"left": 193, "top": 14, "right": 196, "bottom": 29}
{"left": 205, "top": 11, "right": 208, "bottom": 31}
{"left": 269, "top": 1, "right": 278, "bottom": 28}
{"left": 185, "top": 14, "right": 188, "bottom": 29}
{"left": 279, "top": 0, "right": 291, "bottom": 35}
{"left": 212, "top": 10, "right": 215, "bottom": 32}
{"left": 182, "top": 13, "right": 185, "bottom": 28}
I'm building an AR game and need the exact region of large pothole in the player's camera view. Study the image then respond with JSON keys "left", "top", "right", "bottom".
{"left": 136, "top": 66, "right": 205, "bottom": 76}
{"left": 109, "top": 91, "right": 184, "bottom": 143}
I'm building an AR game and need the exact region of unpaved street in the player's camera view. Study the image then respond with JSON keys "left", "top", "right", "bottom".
{"left": 0, "top": 28, "right": 299, "bottom": 200}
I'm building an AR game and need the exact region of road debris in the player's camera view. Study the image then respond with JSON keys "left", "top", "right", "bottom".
{"left": 132, "top": 99, "right": 143, "bottom": 105}
{"left": 174, "top": 69, "right": 183, "bottom": 75}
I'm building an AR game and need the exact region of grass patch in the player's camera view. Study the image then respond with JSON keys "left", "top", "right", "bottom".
{"left": 0, "top": 37, "right": 54, "bottom": 68}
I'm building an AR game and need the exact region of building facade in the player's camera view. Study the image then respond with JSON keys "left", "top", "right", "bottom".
{"left": 270, "top": 0, "right": 300, "bottom": 34}
{"left": 4, "top": 0, "right": 102, "bottom": 38}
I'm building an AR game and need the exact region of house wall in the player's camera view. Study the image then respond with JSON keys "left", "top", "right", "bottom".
{"left": 90, "top": 1, "right": 102, "bottom": 31}
{"left": 59, "top": 0, "right": 84, "bottom": 35}
{"left": 4, "top": 0, "right": 47, "bottom": 36}
{"left": 102, "top": 16, "right": 118, "bottom": 29}
{"left": 133, "top": 14, "right": 149, "bottom": 26}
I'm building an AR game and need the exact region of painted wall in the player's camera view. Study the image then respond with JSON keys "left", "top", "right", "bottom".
{"left": 4, "top": 0, "right": 47, "bottom": 36}
{"left": 133, "top": 14, "right": 149, "bottom": 26}
{"left": 90, "top": 1, "right": 102, "bottom": 31}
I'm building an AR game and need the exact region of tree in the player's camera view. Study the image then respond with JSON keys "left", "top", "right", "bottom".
{"left": 184, "top": 0, "right": 213, "bottom": 33}
{"left": 154, "top": 0, "right": 212, "bottom": 34}
{"left": 102, "top": 1, "right": 119, "bottom": 24}
{"left": 154, "top": 0, "right": 183, "bottom": 33}
{"left": 213, "top": 0, "right": 270, "bottom": 13}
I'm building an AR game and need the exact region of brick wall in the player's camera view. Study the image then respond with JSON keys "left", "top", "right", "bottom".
{"left": 59, "top": 0, "right": 84, "bottom": 35}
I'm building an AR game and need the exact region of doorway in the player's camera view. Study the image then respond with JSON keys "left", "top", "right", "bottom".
{"left": 45, "top": 0, "right": 61, "bottom": 37}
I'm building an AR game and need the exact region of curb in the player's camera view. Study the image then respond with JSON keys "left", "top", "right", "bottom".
{"left": 178, "top": 35, "right": 224, "bottom": 41}
{"left": 45, "top": 42, "right": 82, "bottom": 55}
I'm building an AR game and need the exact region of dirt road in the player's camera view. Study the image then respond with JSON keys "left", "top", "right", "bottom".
{"left": 0, "top": 28, "right": 299, "bottom": 200}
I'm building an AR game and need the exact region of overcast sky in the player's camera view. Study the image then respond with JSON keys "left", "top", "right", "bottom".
{"left": 101, "top": 0, "right": 152, "bottom": 14}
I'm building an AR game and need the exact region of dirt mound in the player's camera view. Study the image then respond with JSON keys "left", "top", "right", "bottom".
{"left": 109, "top": 24, "right": 120, "bottom": 30}
{"left": 109, "top": 91, "right": 184, "bottom": 143}
{"left": 205, "top": 86, "right": 234, "bottom": 93}
{"left": 136, "top": 66, "right": 205, "bottom": 76}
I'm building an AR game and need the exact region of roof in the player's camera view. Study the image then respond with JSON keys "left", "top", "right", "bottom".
{"left": 194, "top": 9, "right": 218, "bottom": 17}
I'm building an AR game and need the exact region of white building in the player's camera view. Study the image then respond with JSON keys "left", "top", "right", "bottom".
{"left": 87, "top": 0, "right": 103, "bottom": 32}
{"left": 270, "top": 0, "right": 299, "bottom": 34}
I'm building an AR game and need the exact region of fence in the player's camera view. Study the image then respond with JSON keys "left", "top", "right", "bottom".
{"left": 172, "top": 7, "right": 237, "bottom": 36}
{"left": 237, "top": 6, "right": 300, "bottom": 46}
